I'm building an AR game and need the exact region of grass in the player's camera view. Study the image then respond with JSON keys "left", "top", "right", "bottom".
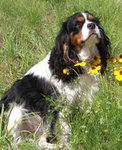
{"left": 0, "top": 0, "right": 122, "bottom": 149}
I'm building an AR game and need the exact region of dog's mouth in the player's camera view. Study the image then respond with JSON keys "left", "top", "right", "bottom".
{"left": 87, "top": 33, "right": 98, "bottom": 40}
{"left": 81, "top": 33, "right": 99, "bottom": 45}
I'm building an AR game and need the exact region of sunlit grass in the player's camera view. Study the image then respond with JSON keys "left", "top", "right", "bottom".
{"left": 0, "top": 0, "right": 121, "bottom": 149}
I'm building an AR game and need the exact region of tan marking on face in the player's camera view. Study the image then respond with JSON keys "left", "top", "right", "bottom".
{"left": 70, "top": 32, "right": 83, "bottom": 51}
{"left": 77, "top": 16, "right": 85, "bottom": 22}
{"left": 88, "top": 14, "right": 94, "bottom": 20}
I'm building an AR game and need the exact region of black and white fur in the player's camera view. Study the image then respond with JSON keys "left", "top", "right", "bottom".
{"left": 0, "top": 11, "right": 110, "bottom": 149}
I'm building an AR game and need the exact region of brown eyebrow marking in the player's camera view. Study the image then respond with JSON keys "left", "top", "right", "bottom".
{"left": 77, "top": 16, "right": 85, "bottom": 22}
{"left": 88, "top": 14, "right": 94, "bottom": 20}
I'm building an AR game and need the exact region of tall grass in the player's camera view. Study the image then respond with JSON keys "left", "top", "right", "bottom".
{"left": 0, "top": 0, "right": 121, "bottom": 149}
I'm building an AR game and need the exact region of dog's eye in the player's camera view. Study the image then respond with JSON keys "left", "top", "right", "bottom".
{"left": 92, "top": 18, "right": 100, "bottom": 25}
{"left": 73, "top": 22, "right": 82, "bottom": 32}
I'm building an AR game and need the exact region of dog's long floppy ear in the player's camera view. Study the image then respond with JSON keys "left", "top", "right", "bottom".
{"left": 55, "top": 21, "right": 76, "bottom": 64}
{"left": 97, "top": 27, "right": 111, "bottom": 74}
{"left": 49, "top": 20, "right": 79, "bottom": 79}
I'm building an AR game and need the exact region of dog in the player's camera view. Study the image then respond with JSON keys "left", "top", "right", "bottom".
{"left": 0, "top": 11, "right": 110, "bottom": 149}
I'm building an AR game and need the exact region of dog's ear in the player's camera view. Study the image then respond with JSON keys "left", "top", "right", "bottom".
{"left": 55, "top": 21, "right": 75, "bottom": 64}
{"left": 97, "top": 27, "right": 111, "bottom": 74}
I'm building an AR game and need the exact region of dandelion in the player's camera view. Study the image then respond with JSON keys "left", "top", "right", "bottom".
{"left": 114, "top": 67, "right": 122, "bottom": 81}
{"left": 88, "top": 65, "right": 101, "bottom": 74}
{"left": 107, "top": 58, "right": 117, "bottom": 65}
{"left": 74, "top": 60, "right": 86, "bottom": 67}
{"left": 117, "top": 53, "right": 122, "bottom": 63}
{"left": 91, "top": 54, "right": 101, "bottom": 65}
{"left": 63, "top": 68, "right": 70, "bottom": 75}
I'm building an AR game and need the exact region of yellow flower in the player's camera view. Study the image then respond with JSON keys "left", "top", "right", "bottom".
{"left": 107, "top": 58, "right": 117, "bottom": 65}
{"left": 91, "top": 54, "right": 101, "bottom": 65}
{"left": 63, "top": 68, "right": 70, "bottom": 75}
{"left": 74, "top": 61, "right": 86, "bottom": 67}
{"left": 114, "top": 67, "right": 122, "bottom": 75}
{"left": 116, "top": 75, "right": 122, "bottom": 81}
{"left": 114, "top": 67, "right": 122, "bottom": 81}
{"left": 88, "top": 65, "right": 101, "bottom": 74}
{"left": 96, "top": 65, "right": 101, "bottom": 71}
{"left": 117, "top": 53, "right": 122, "bottom": 63}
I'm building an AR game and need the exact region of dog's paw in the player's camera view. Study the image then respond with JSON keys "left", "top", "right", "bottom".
{"left": 58, "top": 143, "right": 71, "bottom": 150}
{"left": 38, "top": 140, "right": 57, "bottom": 149}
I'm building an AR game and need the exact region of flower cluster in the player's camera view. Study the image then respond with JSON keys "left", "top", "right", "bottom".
{"left": 62, "top": 53, "right": 122, "bottom": 82}
{"left": 88, "top": 54, "right": 101, "bottom": 74}
{"left": 111, "top": 53, "right": 122, "bottom": 82}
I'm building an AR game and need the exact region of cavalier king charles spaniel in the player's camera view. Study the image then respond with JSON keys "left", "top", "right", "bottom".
{"left": 0, "top": 11, "right": 110, "bottom": 149}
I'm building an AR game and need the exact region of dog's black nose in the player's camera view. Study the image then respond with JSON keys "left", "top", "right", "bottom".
{"left": 87, "top": 23, "right": 95, "bottom": 29}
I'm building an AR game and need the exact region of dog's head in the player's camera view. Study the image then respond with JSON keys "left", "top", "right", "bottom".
{"left": 50, "top": 11, "right": 111, "bottom": 81}
{"left": 64, "top": 11, "right": 101, "bottom": 50}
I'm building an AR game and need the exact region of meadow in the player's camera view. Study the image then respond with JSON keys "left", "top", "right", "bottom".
{"left": 0, "top": 0, "right": 122, "bottom": 149}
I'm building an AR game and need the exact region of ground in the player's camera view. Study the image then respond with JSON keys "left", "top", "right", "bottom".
{"left": 0, "top": 0, "right": 122, "bottom": 150}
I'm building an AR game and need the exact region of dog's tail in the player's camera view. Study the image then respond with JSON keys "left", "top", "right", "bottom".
{"left": 0, "top": 94, "right": 8, "bottom": 114}
{"left": 0, "top": 89, "right": 14, "bottom": 114}
{"left": 0, "top": 79, "right": 20, "bottom": 114}
{"left": 0, "top": 92, "right": 11, "bottom": 130}
{"left": 0, "top": 98, "right": 5, "bottom": 115}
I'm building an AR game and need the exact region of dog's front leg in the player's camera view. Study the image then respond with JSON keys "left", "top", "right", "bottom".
{"left": 58, "top": 110, "right": 71, "bottom": 150}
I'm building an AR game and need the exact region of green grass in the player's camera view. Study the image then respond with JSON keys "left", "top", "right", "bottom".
{"left": 0, "top": 0, "right": 122, "bottom": 149}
